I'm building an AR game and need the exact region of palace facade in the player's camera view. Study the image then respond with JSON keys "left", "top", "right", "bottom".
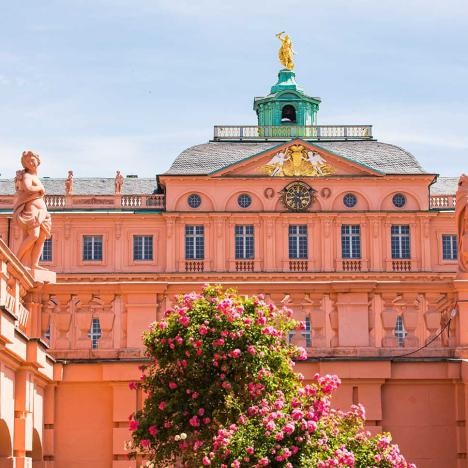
{"left": 0, "top": 65, "right": 467, "bottom": 468}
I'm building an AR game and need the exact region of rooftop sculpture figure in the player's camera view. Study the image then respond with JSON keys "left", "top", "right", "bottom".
{"left": 115, "top": 170, "right": 124, "bottom": 194}
{"left": 276, "top": 31, "right": 295, "bottom": 70}
{"left": 13, "top": 151, "right": 52, "bottom": 270}
{"left": 65, "top": 170, "right": 73, "bottom": 195}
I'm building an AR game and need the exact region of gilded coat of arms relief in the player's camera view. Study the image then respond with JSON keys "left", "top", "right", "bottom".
{"left": 260, "top": 145, "right": 335, "bottom": 177}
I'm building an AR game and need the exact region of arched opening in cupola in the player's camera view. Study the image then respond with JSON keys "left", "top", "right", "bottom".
{"left": 281, "top": 105, "right": 296, "bottom": 123}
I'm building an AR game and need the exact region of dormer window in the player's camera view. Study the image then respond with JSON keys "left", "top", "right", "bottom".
{"left": 281, "top": 105, "right": 296, "bottom": 123}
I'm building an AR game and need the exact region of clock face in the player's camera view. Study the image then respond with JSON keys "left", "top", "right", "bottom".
{"left": 282, "top": 181, "right": 314, "bottom": 211}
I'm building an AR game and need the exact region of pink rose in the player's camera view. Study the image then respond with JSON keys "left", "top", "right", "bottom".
{"left": 189, "top": 415, "right": 200, "bottom": 427}
{"left": 128, "top": 419, "right": 139, "bottom": 431}
{"left": 231, "top": 348, "right": 241, "bottom": 358}
{"left": 140, "top": 439, "right": 150, "bottom": 449}
{"left": 178, "top": 316, "right": 190, "bottom": 327}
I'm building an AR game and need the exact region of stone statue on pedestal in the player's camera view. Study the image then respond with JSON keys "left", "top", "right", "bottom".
{"left": 13, "top": 151, "right": 52, "bottom": 270}
{"left": 115, "top": 170, "right": 124, "bottom": 194}
{"left": 456, "top": 174, "right": 468, "bottom": 275}
{"left": 65, "top": 170, "right": 74, "bottom": 195}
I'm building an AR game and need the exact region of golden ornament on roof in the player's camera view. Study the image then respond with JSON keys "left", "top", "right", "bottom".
{"left": 276, "top": 32, "right": 295, "bottom": 70}
{"left": 261, "top": 145, "right": 336, "bottom": 177}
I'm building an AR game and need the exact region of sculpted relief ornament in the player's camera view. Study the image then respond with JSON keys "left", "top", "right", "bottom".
{"left": 13, "top": 151, "right": 52, "bottom": 271}
{"left": 456, "top": 174, "right": 468, "bottom": 274}
{"left": 261, "top": 145, "right": 336, "bottom": 177}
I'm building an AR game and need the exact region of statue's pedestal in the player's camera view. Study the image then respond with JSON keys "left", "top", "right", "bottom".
{"left": 30, "top": 268, "right": 56, "bottom": 284}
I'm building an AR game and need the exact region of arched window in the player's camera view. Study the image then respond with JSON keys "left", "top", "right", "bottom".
{"left": 281, "top": 105, "right": 296, "bottom": 123}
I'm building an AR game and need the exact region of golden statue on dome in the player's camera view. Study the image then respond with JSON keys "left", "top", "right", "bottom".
{"left": 276, "top": 32, "right": 295, "bottom": 70}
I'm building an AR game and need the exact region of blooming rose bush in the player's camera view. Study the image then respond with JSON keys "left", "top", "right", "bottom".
{"left": 129, "top": 285, "right": 414, "bottom": 467}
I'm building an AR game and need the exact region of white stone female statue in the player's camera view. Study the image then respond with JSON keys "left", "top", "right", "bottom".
{"left": 13, "top": 151, "right": 52, "bottom": 269}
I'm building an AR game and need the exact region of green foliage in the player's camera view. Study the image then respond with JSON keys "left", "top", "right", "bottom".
{"left": 129, "top": 285, "right": 413, "bottom": 468}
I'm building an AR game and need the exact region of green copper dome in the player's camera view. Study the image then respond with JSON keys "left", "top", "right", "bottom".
{"left": 253, "top": 69, "right": 321, "bottom": 126}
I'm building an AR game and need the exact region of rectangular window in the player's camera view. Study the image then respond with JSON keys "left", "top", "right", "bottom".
{"left": 83, "top": 235, "right": 103, "bottom": 261}
{"left": 341, "top": 225, "right": 361, "bottom": 258}
{"left": 40, "top": 237, "right": 52, "bottom": 262}
{"left": 442, "top": 234, "right": 457, "bottom": 260}
{"left": 391, "top": 225, "right": 410, "bottom": 259}
{"left": 133, "top": 235, "right": 153, "bottom": 261}
{"left": 394, "top": 315, "right": 407, "bottom": 347}
{"left": 185, "top": 225, "right": 204, "bottom": 260}
{"left": 289, "top": 225, "right": 308, "bottom": 259}
{"left": 235, "top": 225, "right": 255, "bottom": 259}
{"left": 303, "top": 316, "right": 312, "bottom": 347}
{"left": 88, "top": 318, "right": 102, "bottom": 349}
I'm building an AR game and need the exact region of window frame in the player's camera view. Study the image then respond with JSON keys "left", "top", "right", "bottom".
{"left": 288, "top": 225, "right": 308, "bottom": 259}
{"left": 88, "top": 318, "right": 102, "bottom": 349}
{"left": 82, "top": 235, "right": 104, "bottom": 262}
{"left": 441, "top": 234, "right": 458, "bottom": 261}
{"left": 341, "top": 224, "right": 361, "bottom": 259}
{"left": 40, "top": 237, "right": 53, "bottom": 263}
{"left": 235, "top": 225, "right": 255, "bottom": 259}
{"left": 343, "top": 193, "right": 357, "bottom": 208}
{"left": 185, "top": 225, "right": 205, "bottom": 260}
{"left": 237, "top": 193, "right": 252, "bottom": 209}
{"left": 390, "top": 225, "right": 411, "bottom": 259}
{"left": 187, "top": 193, "right": 202, "bottom": 209}
{"left": 133, "top": 235, "right": 154, "bottom": 261}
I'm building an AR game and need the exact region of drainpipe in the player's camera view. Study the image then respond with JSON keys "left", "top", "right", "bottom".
{"left": 7, "top": 217, "right": 11, "bottom": 247}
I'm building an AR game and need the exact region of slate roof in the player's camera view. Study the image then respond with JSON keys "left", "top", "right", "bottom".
{"left": 164, "top": 140, "right": 427, "bottom": 175}
{"left": 430, "top": 177, "right": 459, "bottom": 195}
{"left": 0, "top": 177, "right": 157, "bottom": 195}
{"left": 0, "top": 141, "right": 437, "bottom": 195}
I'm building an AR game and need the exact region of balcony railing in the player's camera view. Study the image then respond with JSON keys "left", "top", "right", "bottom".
{"left": 391, "top": 259, "right": 412, "bottom": 272}
{"left": 289, "top": 260, "right": 309, "bottom": 272}
{"left": 430, "top": 195, "right": 456, "bottom": 210}
{"left": 0, "top": 194, "right": 166, "bottom": 211}
{"left": 213, "top": 125, "right": 373, "bottom": 141}
{"left": 185, "top": 260, "right": 205, "bottom": 272}
{"left": 235, "top": 260, "right": 255, "bottom": 272}
{"left": 339, "top": 259, "right": 363, "bottom": 272}
{"left": 0, "top": 239, "right": 35, "bottom": 335}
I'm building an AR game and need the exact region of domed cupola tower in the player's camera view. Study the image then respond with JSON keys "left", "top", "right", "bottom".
{"left": 253, "top": 33, "right": 321, "bottom": 127}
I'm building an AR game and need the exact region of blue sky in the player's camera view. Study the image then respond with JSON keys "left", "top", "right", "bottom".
{"left": 0, "top": 0, "right": 467, "bottom": 178}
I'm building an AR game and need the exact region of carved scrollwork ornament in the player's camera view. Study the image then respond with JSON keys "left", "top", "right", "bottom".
{"left": 320, "top": 187, "right": 331, "bottom": 199}
{"left": 264, "top": 188, "right": 275, "bottom": 199}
